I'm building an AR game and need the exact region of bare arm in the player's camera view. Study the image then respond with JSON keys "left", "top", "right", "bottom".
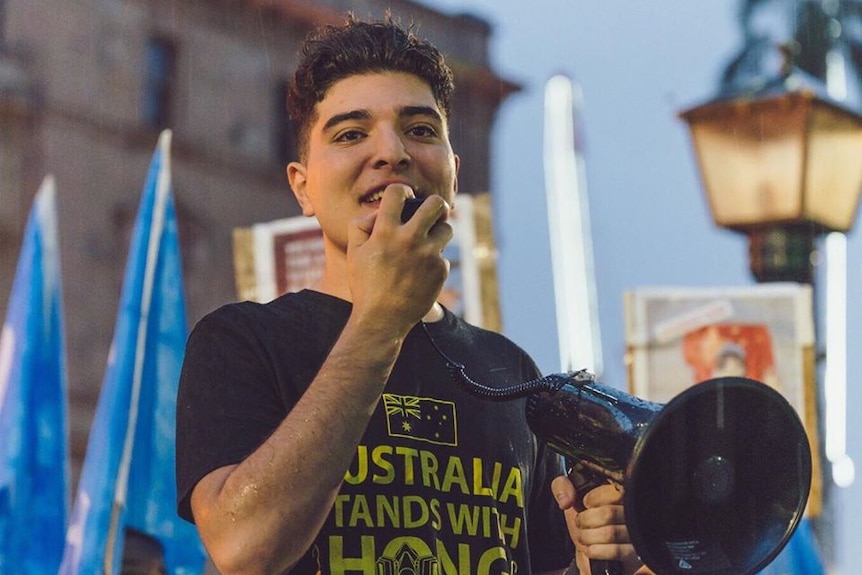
{"left": 191, "top": 312, "right": 404, "bottom": 574}
{"left": 188, "top": 189, "right": 452, "bottom": 575}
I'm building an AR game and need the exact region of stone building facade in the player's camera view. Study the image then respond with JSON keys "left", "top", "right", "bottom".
{"left": 0, "top": 0, "right": 517, "bottom": 489}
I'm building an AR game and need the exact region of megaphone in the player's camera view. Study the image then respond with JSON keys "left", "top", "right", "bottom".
{"left": 447, "top": 365, "right": 812, "bottom": 575}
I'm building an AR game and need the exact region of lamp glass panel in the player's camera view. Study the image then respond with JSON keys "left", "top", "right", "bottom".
{"left": 690, "top": 102, "right": 807, "bottom": 228}
{"left": 804, "top": 105, "right": 862, "bottom": 231}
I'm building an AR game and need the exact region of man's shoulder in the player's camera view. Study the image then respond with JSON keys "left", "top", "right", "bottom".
{"left": 446, "top": 310, "right": 526, "bottom": 351}
{"left": 188, "top": 290, "right": 351, "bottom": 359}
{"left": 199, "top": 290, "right": 347, "bottom": 326}
{"left": 440, "top": 310, "right": 538, "bottom": 373}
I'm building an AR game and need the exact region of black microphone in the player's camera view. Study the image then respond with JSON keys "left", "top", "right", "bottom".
{"left": 400, "top": 197, "right": 424, "bottom": 223}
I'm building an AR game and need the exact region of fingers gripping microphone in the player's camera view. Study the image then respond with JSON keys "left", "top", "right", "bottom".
{"left": 438, "top": 347, "right": 812, "bottom": 575}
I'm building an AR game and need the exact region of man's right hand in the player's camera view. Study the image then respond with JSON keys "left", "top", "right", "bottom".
{"left": 347, "top": 184, "right": 453, "bottom": 333}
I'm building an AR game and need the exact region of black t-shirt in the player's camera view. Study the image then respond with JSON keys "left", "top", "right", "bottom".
{"left": 176, "top": 290, "right": 572, "bottom": 574}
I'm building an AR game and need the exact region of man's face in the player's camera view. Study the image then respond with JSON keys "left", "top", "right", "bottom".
{"left": 288, "top": 71, "right": 459, "bottom": 252}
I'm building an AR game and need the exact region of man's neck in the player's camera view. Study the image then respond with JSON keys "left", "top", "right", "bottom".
{"left": 422, "top": 302, "right": 445, "bottom": 322}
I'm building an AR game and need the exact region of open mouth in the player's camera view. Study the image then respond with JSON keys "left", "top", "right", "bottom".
{"left": 361, "top": 184, "right": 419, "bottom": 205}
{"left": 362, "top": 189, "right": 387, "bottom": 205}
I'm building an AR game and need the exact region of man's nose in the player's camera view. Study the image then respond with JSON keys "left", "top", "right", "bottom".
{"left": 372, "top": 128, "right": 411, "bottom": 168}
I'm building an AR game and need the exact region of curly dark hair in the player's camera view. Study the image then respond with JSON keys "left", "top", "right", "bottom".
{"left": 287, "top": 14, "right": 455, "bottom": 161}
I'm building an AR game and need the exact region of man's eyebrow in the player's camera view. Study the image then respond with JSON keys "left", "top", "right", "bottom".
{"left": 401, "top": 105, "right": 443, "bottom": 122}
{"left": 322, "top": 109, "right": 371, "bottom": 132}
{"left": 321, "top": 106, "right": 443, "bottom": 132}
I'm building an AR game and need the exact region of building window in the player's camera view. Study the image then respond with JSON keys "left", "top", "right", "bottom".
{"left": 143, "top": 36, "right": 176, "bottom": 129}
{"left": 274, "top": 80, "right": 297, "bottom": 164}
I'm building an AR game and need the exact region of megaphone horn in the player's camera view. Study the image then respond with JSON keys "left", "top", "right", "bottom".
{"left": 445, "top": 360, "right": 812, "bottom": 575}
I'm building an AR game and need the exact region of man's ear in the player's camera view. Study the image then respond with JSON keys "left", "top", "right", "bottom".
{"left": 287, "top": 161, "right": 315, "bottom": 217}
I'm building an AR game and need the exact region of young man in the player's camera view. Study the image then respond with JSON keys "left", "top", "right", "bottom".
{"left": 176, "top": 16, "right": 648, "bottom": 575}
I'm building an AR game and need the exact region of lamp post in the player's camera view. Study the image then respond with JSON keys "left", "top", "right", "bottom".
{"left": 679, "top": 60, "right": 862, "bottom": 283}
{"left": 679, "top": 48, "right": 862, "bottom": 569}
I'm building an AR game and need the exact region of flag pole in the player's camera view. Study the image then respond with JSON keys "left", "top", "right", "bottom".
{"left": 102, "top": 130, "right": 173, "bottom": 574}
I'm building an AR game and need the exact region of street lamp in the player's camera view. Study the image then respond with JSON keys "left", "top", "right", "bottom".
{"left": 679, "top": 60, "right": 862, "bottom": 283}
{"left": 679, "top": 47, "right": 862, "bottom": 567}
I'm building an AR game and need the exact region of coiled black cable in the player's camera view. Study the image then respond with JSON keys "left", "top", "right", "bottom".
{"left": 420, "top": 321, "right": 585, "bottom": 400}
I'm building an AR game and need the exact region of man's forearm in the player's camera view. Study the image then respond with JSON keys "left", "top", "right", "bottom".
{"left": 191, "top": 312, "right": 407, "bottom": 575}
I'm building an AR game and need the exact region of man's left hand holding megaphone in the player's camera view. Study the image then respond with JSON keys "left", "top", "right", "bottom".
{"left": 552, "top": 479, "right": 656, "bottom": 575}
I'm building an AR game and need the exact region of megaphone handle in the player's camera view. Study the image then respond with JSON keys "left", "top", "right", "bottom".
{"left": 589, "top": 559, "right": 624, "bottom": 575}
{"left": 566, "top": 465, "right": 625, "bottom": 575}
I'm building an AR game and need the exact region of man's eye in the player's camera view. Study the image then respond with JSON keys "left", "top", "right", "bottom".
{"left": 335, "top": 129, "right": 365, "bottom": 142}
{"left": 409, "top": 125, "right": 437, "bottom": 138}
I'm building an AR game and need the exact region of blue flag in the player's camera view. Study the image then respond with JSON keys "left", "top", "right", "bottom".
{"left": 58, "top": 131, "right": 205, "bottom": 575}
{"left": 758, "top": 518, "right": 825, "bottom": 575}
{"left": 0, "top": 177, "right": 69, "bottom": 575}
